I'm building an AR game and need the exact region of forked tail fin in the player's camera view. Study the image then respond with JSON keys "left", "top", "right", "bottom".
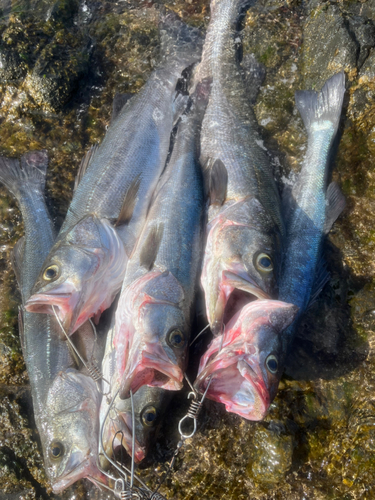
{"left": 0, "top": 150, "right": 48, "bottom": 202}
{"left": 295, "top": 72, "right": 345, "bottom": 135}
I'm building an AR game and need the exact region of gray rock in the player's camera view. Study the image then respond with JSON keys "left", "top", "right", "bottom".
{"left": 242, "top": 53, "right": 266, "bottom": 105}
{"left": 26, "top": 32, "right": 91, "bottom": 110}
{"left": 301, "top": 4, "right": 357, "bottom": 88}
{"left": 348, "top": 16, "right": 375, "bottom": 68}
{"left": 359, "top": 47, "right": 375, "bottom": 82}
{"left": 0, "top": 49, "right": 26, "bottom": 82}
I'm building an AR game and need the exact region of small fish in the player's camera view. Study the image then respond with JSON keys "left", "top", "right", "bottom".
{"left": 279, "top": 71, "right": 346, "bottom": 350}
{"left": 194, "top": 300, "right": 298, "bottom": 420}
{"left": 193, "top": 0, "right": 285, "bottom": 335}
{"left": 25, "top": 10, "right": 204, "bottom": 336}
{"left": 99, "top": 315, "right": 171, "bottom": 464}
{"left": 0, "top": 152, "right": 106, "bottom": 492}
{"left": 114, "top": 83, "right": 208, "bottom": 399}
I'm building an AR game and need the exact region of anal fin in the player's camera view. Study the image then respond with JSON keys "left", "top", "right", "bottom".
{"left": 324, "top": 181, "right": 346, "bottom": 234}
{"left": 308, "top": 258, "right": 330, "bottom": 309}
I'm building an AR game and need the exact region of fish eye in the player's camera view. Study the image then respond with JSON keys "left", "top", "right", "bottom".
{"left": 50, "top": 441, "right": 64, "bottom": 459}
{"left": 167, "top": 329, "right": 186, "bottom": 349}
{"left": 43, "top": 264, "right": 60, "bottom": 281}
{"left": 141, "top": 405, "right": 158, "bottom": 427}
{"left": 254, "top": 253, "right": 273, "bottom": 273}
{"left": 265, "top": 354, "right": 278, "bottom": 374}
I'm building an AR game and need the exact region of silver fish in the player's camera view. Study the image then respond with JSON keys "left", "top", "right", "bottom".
{"left": 26, "top": 10, "right": 204, "bottom": 336}
{"left": 195, "top": 73, "right": 346, "bottom": 422}
{"left": 99, "top": 312, "right": 172, "bottom": 465}
{"left": 113, "top": 83, "right": 208, "bottom": 399}
{"left": 0, "top": 152, "right": 107, "bottom": 492}
{"left": 194, "top": 0, "right": 285, "bottom": 335}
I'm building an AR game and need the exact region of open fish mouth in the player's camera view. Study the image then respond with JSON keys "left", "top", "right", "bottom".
{"left": 213, "top": 270, "right": 271, "bottom": 335}
{"left": 119, "top": 342, "right": 183, "bottom": 399}
{"left": 195, "top": 354, "right": 270, "bottom": 421}
{"left": 25, "top": 292, "right": 76, "bottom": 334}
{"left": 102, "top": 412, "right": 146, "bottom": 464}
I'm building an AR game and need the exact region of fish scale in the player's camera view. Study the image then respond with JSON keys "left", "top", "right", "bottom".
{"left": 195, "top": 0, "right": 284, "bottom": 335}
{"left": 0, "top": 151, "right": 107, "bottom": 493}
{"left": 26, "top": 10, "right": 204, "bottom": 336}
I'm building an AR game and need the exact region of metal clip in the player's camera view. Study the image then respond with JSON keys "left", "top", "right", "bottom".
{"left": 178, "top": 392, "right": 202, "bottom": 439}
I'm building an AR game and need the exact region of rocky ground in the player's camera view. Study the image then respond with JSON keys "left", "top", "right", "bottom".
{"left": 0, "top": 0, "right": 375, "bottom": 498}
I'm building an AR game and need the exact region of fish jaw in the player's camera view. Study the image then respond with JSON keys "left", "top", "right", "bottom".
{"left": 26, "top": 217, "right": 127, "bottom": 335}
{"left": 196, "top": 354, "right": 270, "bottom": 421}
{"left": 51, "top": 451, "right": 108, "bottom": 493}
{"left": 201, "top": 215, "right": 273, "bottom": 335}
{"left": 119, "top": 340, "right": 184, "bottom": 399}
{"left": 25, "top": 282, "right": 77, "bottom": 335}
{"left": 195, "top": 300, "right": 299, "bottom": 420}
{"left": 101, "top": 407, "right": 146, "bottom": 464}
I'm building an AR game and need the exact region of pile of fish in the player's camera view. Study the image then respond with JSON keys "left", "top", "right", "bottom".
{"left": 0, "top": 0, "right": 347, "bottom": 496}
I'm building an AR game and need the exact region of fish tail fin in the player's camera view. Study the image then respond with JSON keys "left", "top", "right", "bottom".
{"left": 295, "top": 72, "right": 345, "bottom": 135}
{"left": 159, "top": 7, "right": 203, "bottom": 72}
{"left": 0, "top": 150, "right": 48, "bottom": 200}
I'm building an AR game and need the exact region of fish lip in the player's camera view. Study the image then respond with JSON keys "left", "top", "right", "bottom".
{"left": 212, "top": 270, "right": 271, "bottom": 335}
{"left": 25, "top": 287, "right": 80, "bottom": 335}
{"left": 51, "top": 455, "right": 89, "bottom": 493}
{"left": 120, "top": 343, "right": 184, "bottom": 398}
{"left": 195, "top": 354, "right": 269, "bottom": 421}
{"left": 121, "top": 413, "right": 147, "bottom": 462}
{"left": 102, "top": 409, "right": 146, "bottom": 463}
{"left": 222, "top": 270, "right": 271, "bottom": 300}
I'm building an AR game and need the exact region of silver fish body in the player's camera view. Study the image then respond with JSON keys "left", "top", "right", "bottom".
{"left": 114, "top": 85, "right": 207, "bottom": 399}
{"left": 99, "top": 312, "right": 172, "bottom": 464}
{"left": 0, "top": 152, "right": 106, "bottom": 492}
{"left": 195, "top": 0, "right": 284, "bottom": 334}
{"left": 279, "top": 72, "right": 346, "bottom": 336}
{"left": 196, "top": 73, "right": 346, "bottom": 421}
{"left": 26, "top": 10, "right": 204, "bottom": 336}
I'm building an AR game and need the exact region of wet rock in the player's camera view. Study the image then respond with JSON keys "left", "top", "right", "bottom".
{"left": 348, "top": 16, "right": 375, "bottom": 69}
{"left": 301, "top": 4, "right": 357, "bottom": 87}
{"left": 47, "top": 0, "right": 79, "bottom": 27}
{"left": 249, "top": 423, "right": 294, "bottom": 484}
{"left": 359, "top": 47, "right": 375, "bottom": 82}
{"left": 25, "top": 30, "right": 91, "bottom": 110}
{"left": 242, "top": 53, "right": 266, "bottom": 105}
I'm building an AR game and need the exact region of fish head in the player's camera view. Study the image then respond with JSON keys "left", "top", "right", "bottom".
{"left": 195, "top": 300, "right": 298, "bottom": 420}
{"left": 202, "top": 199, "right": 282, "bottom": 334}
{"left": 119, "top": 271, "right": 187, "bottom": 397}
{"left": 42, "top": 369, "right": 106, "bottom": 492}
{"left": 26, "top": 215, "right": 126, "bottom": 335}
{"left": 101, "top": 386, "right": 170, "bottom": 464}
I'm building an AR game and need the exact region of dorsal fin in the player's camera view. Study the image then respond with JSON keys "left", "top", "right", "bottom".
{"left": 203, "top": 158, "right": 228, "bottom": 206}
{"left": 74, "top": 144, "right": 98, "bottom": 191}
{"left": 11, "top": 236, "right": 25, "bottom": 295}
{"left": 110, "top": 93, "right": 133, "bottom": 125}
{"left": 139, "top": 223, "right": 164, "bottom": 271}
{"left": 324, "top": 181, "right": 346, "bottom": 234}
{"left": 115, "top": 174, "right": 141, "bottom": 227}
